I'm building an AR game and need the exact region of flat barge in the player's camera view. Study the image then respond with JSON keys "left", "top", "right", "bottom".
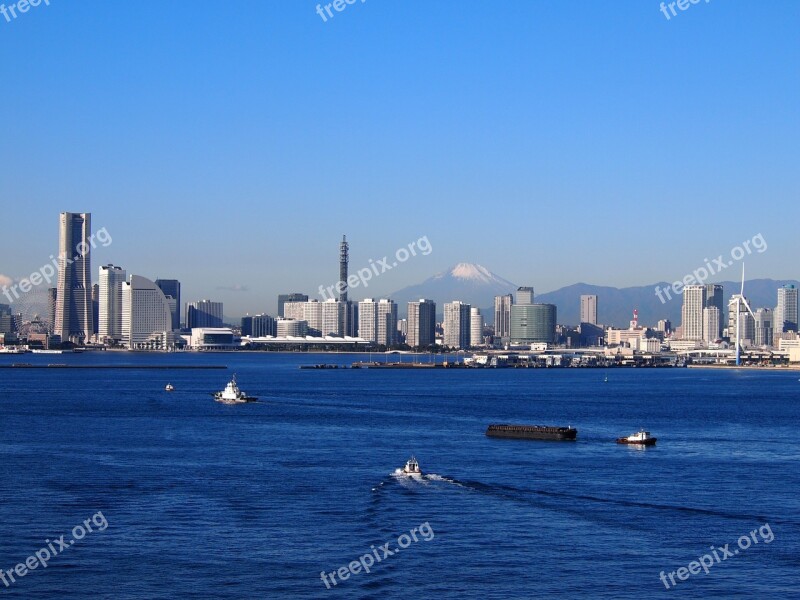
{"left": 486, "top": 424, "right": 577, "bottom": 441}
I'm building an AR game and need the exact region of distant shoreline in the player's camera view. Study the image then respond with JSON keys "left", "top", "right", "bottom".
{"left": 688, "top": 364, "right": 800, "bottom": 372}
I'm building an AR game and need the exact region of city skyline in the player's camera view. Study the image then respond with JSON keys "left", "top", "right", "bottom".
{"left": 1, "top": 2, "right": 798, "bottom": 316}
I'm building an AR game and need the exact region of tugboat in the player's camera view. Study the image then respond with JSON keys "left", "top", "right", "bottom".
{"left": 401, "top": 456, "right": 422, "bottom": 476}
{"left": 213, "top": 374, "right": 257, "bottom": 404}
{"left": 165, "top": 383, "right": 175, "bottom": 392}
{"left": 616, "top": 429, "right": 657, "bottom": 446}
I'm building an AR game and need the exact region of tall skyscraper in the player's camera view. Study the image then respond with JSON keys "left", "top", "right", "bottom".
{"left": 358, "top": 298, "right": 397, "bottom": 345}
{"left": 580, "top": 295, "right": 598, "bottom": 325}
{"left": 682, "top": 284, "right": 723, "bottom": 342}
{"left": 155, "top": 279, "right": 181, "bottom": 330}
{"left": 321, "top": 299, "right": 345, "bottom": 336}
{"left": 98, "top": 264, "right": 127, "bottom": 342}
{"left": 443, "top": 301, "right": 471, "bottom": 349}
{"left": 54, "top": 212, "right": 94, "bottom": 343}
{"left": 775, "top": 284, "right": 799, "bottom": 335}
{"left": 339, "top": 235, "right": 349, "bottom": 302}
{"left": 47, "top": 288, "right": 57, "bottom": 334}
{"left": 470, "top": 307, "right": 483, "bottom": 347}
{"left": 121, "top": 275, "right": 173, "bottom": 348}
{"left": 407, "top": 299, "right": 436, "bottom": 349}
{"left": 517, "top": 287, "right": 534, "bottom": 305}
{"left": 278, "top": 293, "right": 308, "bottom": 318}
{"left": 186, "top": 300, "right": 223, "bottom": 328}
{"left": 494, "top": 294, "right": 513, "bottom": 339}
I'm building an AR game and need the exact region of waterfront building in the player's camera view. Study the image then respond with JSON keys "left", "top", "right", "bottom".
{"left": 276, "top": 318, "right": 308, "bottom": 337}
{"left": 682, "top": 284, "right": 723, "bottom": 342}
{"left": 470, "top": 307, "right": 483, "bottom": 347}
{"left": 702, "top": 306, "right": 721, "bottom": 343}
{"left": 186, "top": 300, "right": 223, "bottom": 329}
{"left": 155, "top": 279, "right": 181, "bottom": 330}
{"left": 774, "top": 284, "right": 799, "bottom": 344}
{"left": 376, "top": 299, "right": 398, "bottom": 346}
{"left": 493, "top": 294, "right": 513, "bottom": 339}
{"left": 510, "top": 303, "right": 556, "bottom": 344}
{"left": 98, "top": 264, "right": 127, "bottom": 342}
{"left": 754, "top": 308, "right": 774, "bottom": 347}
{"left": 727, "top": 295, "right": 755, "bottom": 348}
{"left": 321, "top": 299, "right": 345, "bottom": 336}
{"left": 54, "top": 212, "right": 94, "bottom": 344}
{"left": 242, "top": 313, "right": 277, "bottom": 337}
{"left": 407, "top": 299, "right": 436, "bottom": 349}
{"left": 443, "top": 301, "right": 471, "bottom": 349}
{"left": 121, "top": 275, "right": 173, "bottom": 349}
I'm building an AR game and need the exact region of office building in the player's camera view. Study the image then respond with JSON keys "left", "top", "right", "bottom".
{"left": 443, "top": 301, "right": 471, "bottom": 349}
{"left": 278, "top": 293, "right": 308, "bottom": 318}
{"left": 407, "top": 299, "right": 436, "bottom": 349}
{"left": 580, "top": 295, "right": 598, "bottom": 325}
{"left": 186, "top": 300, "right": 223, "bottom": 329}
{"left": 98, "top": 264, "right": 127, "bottom": 342}
{"left": 510, "top": 303, "right": 557, "bottom": 344}
{"left": 376, "top": 299, "right": 397, "bottom": 346}
{"left": 494, "top": 294, "right": 513, "bottom": 339}
{"left": 775, "top": 284, "right": 799, "bottom": 339}
{"left": 54, "top": 212, "right": 94, "bottom": 344}
{"left": 321, "top": 299, "right": 345, "bottom": 336}
{"left": 276, "top": 318, "right": 308, "bottom": 337}
{"left": 47, "top": 288, "right": 57, "bottom": 334}
{"left": 121, "top": 275, "right": 173, "bottom": 349}
{"left": 0, "top": 304, "right": 12, "bottom": 334}
{"left": 155, "top": 279, "right": 181, "bottom": 330}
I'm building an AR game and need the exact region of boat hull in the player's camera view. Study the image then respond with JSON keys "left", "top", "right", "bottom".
{"left": 486, "top": 424, "right": 577, "bottom": 441}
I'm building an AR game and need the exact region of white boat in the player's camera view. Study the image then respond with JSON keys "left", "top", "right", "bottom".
{"left": 401, "top": 456, "right": 422, "bottom": 476}
{"left": 165, "top": 383, "right": 174, "bottom": 392}
{"left": 0, "top": 347, "right": 27, "bottom": 354}
{"left": 616, "top": 429, "right": 657, "bottom": 446}
{"left": 213, "top": 374, "right": 257, "bottom": 404}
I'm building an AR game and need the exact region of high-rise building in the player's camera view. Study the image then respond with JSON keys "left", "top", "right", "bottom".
{"left": 155, "top": 279, "right": 181, "bottom": 330}
{"left": 580, "top": 295, "right": 598, "bottom": 325}
{"left": 303, "top": 300, "right": 323, "bottom": 335}
{"left": 397, "top": 319, "right": 407, "bottom": 344}
{"left": 186, "top": 300, "right": 223, "bottom": 329}
{"left": 516, "top": 287, "right": 534, "bottom": 305}
{"left": 682, "top": 284, "right": 723, "bottom": 342}
{"left": 494, "top": 294, "right": 513, "bottom": 339}
{"left": 358, "top": 298, "right": 397, "bottom": 345}
{"left": 321, "top": 299, "right": 345, "bottom": 336}
{"left": 344, "top": 301, "right": 358, "bottom": 337}
{"left": 470, "top": 307, "right": 483, "bottom": 348}
{"left": 55, "top": 212, "right": 94, "bottom": 344}
{"left": 376, "top": 299, "right": 397, "bottom": 346}
{"left": 775, "top": 284, "right": 799, "bottom": 336}
{"left": 656, "top": 319, "right": 672, "bottom": 334}
{"left": 277, "top": 318, "right": 308, "bottom": 337}
{"left": 407, "top": 299, "right": 436, "bottom": 349}
{"left": 358, "top": 299, "right": 377, "bottom": 343}
{"left": 121, "top": 275, "right": 173, "bottom": 348}
{"left": 278, "top": 293, "right": 308, "bottom": 318}
{"left": 443, "top": 301, "right": 471, "bottom": 349}
{"left": 510, "top": 304, "right": 557, "bottom": 344}
{"left": 702, "top": 307, "right": 721, "bottom": 343}
{"left": 0, "top": 304, "right": 12, "bottom": 334}
{"left": 754, "top": 308, "right": 773, "bottom": 347}
{"left": 98, "top": 264, "right": 127, "bottom": 342}
{"left": 91, "top": 284, "right": 99, "bottom": 338}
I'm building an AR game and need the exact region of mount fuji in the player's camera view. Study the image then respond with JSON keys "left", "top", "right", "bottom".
{"left": 389, "top": 263, "right": 517, "bottom": 314}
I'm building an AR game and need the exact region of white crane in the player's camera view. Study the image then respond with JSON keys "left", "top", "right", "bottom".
{"left": 734, "top": 264, "right": 756, "bottom": 366}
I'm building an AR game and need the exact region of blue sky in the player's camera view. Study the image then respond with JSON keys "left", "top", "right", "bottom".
{"left": 1, "top": 0, "right": 798, "bottom": 316}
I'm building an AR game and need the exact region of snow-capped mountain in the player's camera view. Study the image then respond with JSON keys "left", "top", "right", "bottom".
{"left": 390, "top": 263, "right": 517, "bottom": 313}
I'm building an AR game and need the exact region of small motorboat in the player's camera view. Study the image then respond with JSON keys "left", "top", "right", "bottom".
{"left": 213, "top": 374, "right": 257, "bottom": 404}
{"left": 616, "top": 429, "right": 657, "bottom": 446}
{"left": 401, "top": 456, "right": 422, "bottom": 476}
{"left": 165, "top": 383, "right": 175, "bottom": 392}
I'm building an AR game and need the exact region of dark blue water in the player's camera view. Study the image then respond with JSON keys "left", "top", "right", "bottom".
{"left": 1, "top": 353, "right": 798, "bottom": 598}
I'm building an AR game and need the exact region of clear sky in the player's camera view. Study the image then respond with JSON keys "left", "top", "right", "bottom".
{"left": 1, "top": 0, "right": 798, "bottom": 317}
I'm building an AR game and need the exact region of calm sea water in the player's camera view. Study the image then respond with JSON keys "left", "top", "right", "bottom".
{"left": 0, "top": 353, "right": 798, "bottom": 598}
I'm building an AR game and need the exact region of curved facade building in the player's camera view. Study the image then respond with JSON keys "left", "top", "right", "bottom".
{"left": 510, "top": 304, "right": 557, "bottom": 344}
{"left": 121, "top": 275, "right": 173, "bottom": 349}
